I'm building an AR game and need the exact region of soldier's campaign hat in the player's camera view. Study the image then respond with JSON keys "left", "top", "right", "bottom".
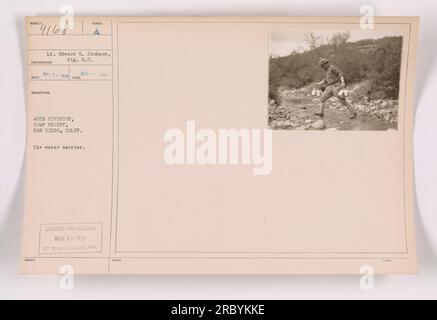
{"left": 318, "top": 57, "right": 330, "bottom": 66}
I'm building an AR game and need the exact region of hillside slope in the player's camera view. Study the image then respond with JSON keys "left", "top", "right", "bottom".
{"left": 269, "top": 36, "right": 403, "bottom": 104}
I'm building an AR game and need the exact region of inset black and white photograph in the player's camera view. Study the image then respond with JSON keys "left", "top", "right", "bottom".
{"left": 268, "top": 29, "right": 403, "bottom": 130}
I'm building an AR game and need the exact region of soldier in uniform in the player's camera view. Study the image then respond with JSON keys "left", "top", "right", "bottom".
{"left": 314, "top": 58, "right": 357, "bottom": 119}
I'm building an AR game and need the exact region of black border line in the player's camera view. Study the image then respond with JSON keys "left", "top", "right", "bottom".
{"left": 108, "top": 18, "right": 115, "bottom": 273}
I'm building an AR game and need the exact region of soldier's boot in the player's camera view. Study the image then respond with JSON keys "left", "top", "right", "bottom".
{"left": 314, "top": 102, "right": 325, "bottom": 117}
{"left": 346, "top": 102, "right": 357, "bottom": 119}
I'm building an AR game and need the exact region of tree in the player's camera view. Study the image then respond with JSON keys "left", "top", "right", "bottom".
{"left": 328, "top": 31, "right": 350, "bottom": 47}
{"left": 304, "top": 32, "right": 322, "bottom": 50}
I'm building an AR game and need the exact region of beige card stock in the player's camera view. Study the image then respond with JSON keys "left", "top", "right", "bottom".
{"left": 21, "top": 16, "right": 419, "bottom": 274}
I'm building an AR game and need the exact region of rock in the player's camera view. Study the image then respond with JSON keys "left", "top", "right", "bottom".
{"left": 296, "top": 125, "right": 309, "bottom": 130}
{"left": 311, "top": 120, "right": 325, "bottom": 130}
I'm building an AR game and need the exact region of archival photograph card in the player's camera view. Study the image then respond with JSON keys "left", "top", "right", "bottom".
{"left": 21, "top": 16, "right": 419, "bottom": 274}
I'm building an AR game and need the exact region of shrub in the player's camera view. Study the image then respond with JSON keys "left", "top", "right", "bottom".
{"left": 269, "top": 35, "right": 403, "bottom": 101}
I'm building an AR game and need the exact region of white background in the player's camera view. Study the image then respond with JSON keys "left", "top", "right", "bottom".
{"left": 1, "top": 0, "right": 436, "bottom": 300}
